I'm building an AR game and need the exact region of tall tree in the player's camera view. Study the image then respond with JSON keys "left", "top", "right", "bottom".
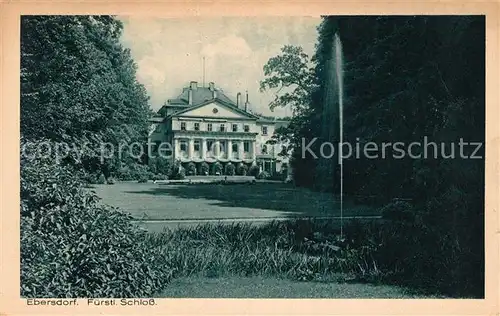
{"left": 21, "top": 16, "right": 150, "bottom": 174}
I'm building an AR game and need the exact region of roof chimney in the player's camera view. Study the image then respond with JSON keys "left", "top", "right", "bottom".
{"left": 188, "top": 90, "right": 193, "bottom": 105}
{"left": 236, "top": 92, "right": 241, "bottom": 108}
{"left": 190, "top": 81, "right": 198, "bottom": 90}
{"left": 244, "top": 90, "right": 249, "bottom": 112}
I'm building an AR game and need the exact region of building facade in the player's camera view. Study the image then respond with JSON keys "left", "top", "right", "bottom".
{"left": 148, "top": 81, "right": 289, "bottom": 176}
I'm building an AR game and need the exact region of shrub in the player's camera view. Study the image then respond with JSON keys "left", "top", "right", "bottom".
{"left": 169, "top": 161, "right": 186, "bottom": 180}
{"left": 224, "top": 163, "right": 235, "bottom": 176}
{"left": 236, "top": 163, "right": 248, "bottom": 176}
{"left": 147, "top": 158, "right": 158, "bottom": 174}
{"left": 115, "top": 166, "right": 133, "bottom": 181}
{"left": 380, "top": 200, "right": 415, "bottom": 222}
{"left": 114, "top": 163, "right": 151, "bottom": 181}
{"left": 249, "top": 164, "right": 260, "bottom": 177}
{"left": 96, "top": 173, "right": 106, "bottom": 184}
{"left": 138, "top": 174, "right": 149, "bottom": 183}
{"left": 81, "top": 172, "right": 101, "bottom": 184}
{"left": 153, "top": 174, "right": 168, "bottom": 181}
{"left": 20, "top": 150, "right": 173, "bottom": 298}
{"left": 256, "top": 171, "right": 270, "bottom": 180}
{"left": 106, "top": 177, "right": 116, "bottom": 185}
{"left": 199, "top": 162, "right": 209, "bottom": 176}
{"left": 186, "top": 162, "right": 196, "bottom": 176}
{"left": 212, "top": 162, "right": 222, "bottom": 175}
{"left": 149, "top": 158, "right": 171, "bottom": 175}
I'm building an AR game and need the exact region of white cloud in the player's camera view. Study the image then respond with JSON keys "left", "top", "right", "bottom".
{"left": 119, "top": 16, "right": 320, "bottom": 117}
{"left": 201, "top": 35, "right": 252, "bottom": 58}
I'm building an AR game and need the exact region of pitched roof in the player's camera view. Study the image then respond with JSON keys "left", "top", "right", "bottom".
{"left": 168, "top": 87, "right": 236, "bottom": 106}
{"left": 169, "top": 98, "right": 259, "bottom": 119}
{"left": 148, "top": 116, "right": 165, "bottom": 123}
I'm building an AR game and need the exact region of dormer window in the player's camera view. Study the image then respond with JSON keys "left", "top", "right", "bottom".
{"left": 244, "top": 125, "right": 250, "bottom": 132}
{"left": 262, "top": 126, "right": 268, "bottom": 135}
{"left": 220, "top": 124, "right": 226, "bottom": 132}
{"left": 232, "top": 124, "right": 238, "bottom": 132}
{"left": 194, "top": 122, "right": 200, "bottom": 131}
{"left": 181, "top": 122, "right": 186, "bottom": 131}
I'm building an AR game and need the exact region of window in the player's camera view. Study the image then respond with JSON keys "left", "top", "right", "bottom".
{"left": 243, "top": 141, "right": 250, "bottom": 152}
{"left": 244, "top": 125, "right": 250, "bottom": 132}
{"left": 194, "top": 122, "right": 200, "bottom": 131}
{"left": 262, "top": 144, "right": 268, "bottom": 154}
{"left": 207, "top": 123, "right": 213, "bottom": 132}
{"left": 232, "top": 143, "right": 238, "bottom": 153}
{"left": 206, "top": 140, "right": 214, "bottom": 152}
{"left": 232, "top": 124, "right": 238, "bottom": 132}
{"left": 181, "top": 122, "right": 186, "bottom": 131}
{"left": 180, "top": 140, "right": 187, "bottom": 152}
{"left": 194, "top": 140, "right": 201, "bottom": 152}
{"left": 261, "top": 126, "right": 268, "bottom": 135}
{"left": 220, "top": 124, "right": 225, "bottom": 132}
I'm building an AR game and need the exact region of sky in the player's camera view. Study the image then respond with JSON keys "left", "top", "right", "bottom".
{"left": 118, "top": 16, "right": 321, "bottom": 117}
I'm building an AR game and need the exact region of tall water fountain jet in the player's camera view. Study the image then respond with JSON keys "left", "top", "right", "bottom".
{"left": 319, "top": 32, "right": 344, "bottom": 237}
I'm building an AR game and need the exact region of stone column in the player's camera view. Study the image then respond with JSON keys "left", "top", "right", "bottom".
{"left": 239, "top": 140, "right": 244, "bottom": 160}
{"left": 215, "top": 139, "right": 220, "bottom": 159}
{"left": 174, "top": 138, "right": 180, "bottom": 160}
{"left": 188, "top": 138, "right": 194, "bottom": 160}
{"left": 251, "top": 140, "right": 257, "bottom": 161}
{"left": 201, "top": 138, "right": 207, "bottom": 159}
{"left": 227, "top": 139, "right": 232, "bottom": 160}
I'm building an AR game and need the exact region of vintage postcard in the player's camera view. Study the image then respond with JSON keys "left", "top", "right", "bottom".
{"left": 1, "top": 1, "right": 499, "bottom": 315}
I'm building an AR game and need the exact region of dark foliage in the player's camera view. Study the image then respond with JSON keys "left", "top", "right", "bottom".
{"left": 260, "top": 16, "right": 484, "bottom": 297}
{"left": 236, "top": 163, "right": 248, "bottom": 176}
{"left": 224, "top": 163, "right": 236, "bottom": 176}
{"left": 248, "top": 165, "right": 260, "bottom": 178}
{"left": 20, "top": 141, "right": 173, "bottom": 297}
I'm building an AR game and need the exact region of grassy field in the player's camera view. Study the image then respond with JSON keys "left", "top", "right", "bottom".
{"left": 158, "top": 276, "right": 433, "bottom": 298}
{"left": 145, "top": 221, "right": 441, "bottom": 298}
{"left": 90, "top": 182, "right": 378, "bottom": 220}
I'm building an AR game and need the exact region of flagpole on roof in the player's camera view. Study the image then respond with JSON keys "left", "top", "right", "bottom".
{"left": 202, "top": 57, "right": 206, "bottom": 88}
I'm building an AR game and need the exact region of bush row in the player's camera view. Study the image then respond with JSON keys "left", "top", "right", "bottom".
{"left": 21, "top": 145, "right": 174, "bottom": 298}
{"left": 84, "top": 159, "right": 291, "bottom": 184}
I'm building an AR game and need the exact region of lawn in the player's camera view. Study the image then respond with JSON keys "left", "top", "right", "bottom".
{"left": 158, "top": 276, "right": 435, "bottom": 298}
{"left": 90, "top": 182, "right": 378, "bottom": 221}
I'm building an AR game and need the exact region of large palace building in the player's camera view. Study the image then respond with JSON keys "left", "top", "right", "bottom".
{"left": 148, "top": 81, "right": 289, "bottom": 175}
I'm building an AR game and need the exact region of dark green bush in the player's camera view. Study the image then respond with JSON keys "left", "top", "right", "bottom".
{"left": 256, "top": 171, "right": 270, "bottom": 180}
{"left": 248, "top": 165, "right": 260, "bottom": 177}
{"left": 148, "top": 158, "right": 171, "bottom": 176}
{"left": 199, "top": 162, "right": 209, "bottom": 175}
{"left": 153, "top": 173, "right": 168, "bottom": 181}
{"left": 169, "top": 161, "right": 186, "bottom": 180}
{"left": 236, "top": 163, "right": 248, "bottom": 176}
{"left": 20, "top": 150, "right": 173, "bottom": 298}
{"left": 114, "top": 162, "right": 151, "bottom": 181}
{"left": 224, "top": 163, "right": 235, "bottom": 176}
{"left": 138, "top": 174, "right": 149, "bottom": 183}
{"left": 212, "top": 162, "right": 222, "bottom": 175}
{"left": 186, "top": 162, "right": 196, "bottom": 176}
{"left": 380, "top": 200, "right": 415, "bottom": 222}
{"left": 97, "top": 174, "right": 106, "bottom": 184}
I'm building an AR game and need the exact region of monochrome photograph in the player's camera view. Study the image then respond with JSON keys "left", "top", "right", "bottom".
{"left": 19, "top": 14, "right": 485, "bottom": 300}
